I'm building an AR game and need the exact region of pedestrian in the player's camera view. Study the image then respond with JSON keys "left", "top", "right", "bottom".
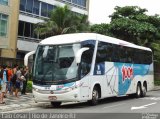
{"left": 4, "top": 65, "right": 9, "bottom": 98}
{"left": 21, "top": 66, "right": 29, "bottom": 95}
{"left": 7, "top": 66, "right": 13, "bottom": 95}
{"left": 0, "top": 65, "right": 3, "bottom": 102}
{"left": 10, "top": 64, "right": 18, "bottom": 95}
{"left": 0, "top": 65, "right": 8, "bottom": 104}
{"left": 15, "top": 67, "right": 23, "bottom": 98}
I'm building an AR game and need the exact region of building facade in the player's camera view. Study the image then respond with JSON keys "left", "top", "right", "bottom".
{"left": 17, "top": 0, "right": 89, "bottom": 59}
{"left": 0, "top": 0, "right": 20, "bottom": 61}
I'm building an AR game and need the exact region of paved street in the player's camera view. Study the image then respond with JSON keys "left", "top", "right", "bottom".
{"left": 6, "top": 90, "right": 159, "bottom": 113}
{"left": 1, "top": 90, "right": 160, "bottom": 119}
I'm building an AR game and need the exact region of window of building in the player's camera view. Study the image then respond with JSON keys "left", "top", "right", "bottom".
{"left": 81, "top": 0, "right": 86, "bottom": 7}
{"left": 0, "top": 0, "right": 8, "bottom": 5}
{"left": 41, "top": 2, "right": 47, "bottom": 17}
{"left": 48, "top": 4, "right": 54, "bottom": 17}
{"left": 16, "top": 52, "right": 26, "bottom": 59}
{"left": 20, "top": 0, "right": 26, "bottom": 11}
{"left": 18, "top": 21, "right": 25, "bottom": 36}
{"left": 71, "top": 0, "right": 86, "bottom": 8}
{"left": 26, "top": 0, "right": 33, "bottom": 13}
{"left": 66, "top": 0, "right": 71, "bottom": 2}
{"left": 19, "top": 0, "right": 58, "bottom": 17}
{"left": 72, "top": 0, "right": 77, "bottom": 4}
{"left": 33, "top": 0, "right": 40, "bottom": 15}
{"left": 18, "top": 21, "right": 38, "bottom": 39}
{"left": 0, "top": 13, "right": 8, "bottom": 37}
{"left": 41, "top": 3, "right": 54, "bottom": 17}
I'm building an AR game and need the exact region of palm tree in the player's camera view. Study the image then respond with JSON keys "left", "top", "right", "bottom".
{"left": 34, "top": 5, "right": 90, "bottom": 37}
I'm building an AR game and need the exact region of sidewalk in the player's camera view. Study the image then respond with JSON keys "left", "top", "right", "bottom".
{"left": 0, "top": 93, "right": 40, "bottom": 112}
{"left": 0, "top": 86, "right": 160, "bottom": 112}
{"left": 153, "top": 85, "right": 160, "bottom": 91}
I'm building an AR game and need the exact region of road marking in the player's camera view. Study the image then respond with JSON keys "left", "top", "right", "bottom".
{"left": 103, "top": 103, "right": 126, "bottom": 109}
{"left": 131, "top": 102, "right": 157, "bottom": 110}
{"left": 141, "top": 97, "right": 160, "bottom": 101}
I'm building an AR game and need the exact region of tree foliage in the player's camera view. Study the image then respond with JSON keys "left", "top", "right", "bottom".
{"left": 151, "top": 41, "right": 160, "bottom": 63}
{"left": 35, "top": 5, "right": 89, "bottom": 37}
{"left": 90, "top": 23, "right": 111, "bottom": 36}
{"left": 91, "top": 6, "right": 160, "bottom": 63}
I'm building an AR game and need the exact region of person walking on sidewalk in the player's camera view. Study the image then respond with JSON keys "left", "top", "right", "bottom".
{"left": 15, "top": 67, "right": 23, "bottom": 98}
{"left": 7, "top": 66, "right": 13, "bottom": 95}
{"left": 0, "top": 65, "right": 3, "bottom": 103}
{"left": 10, "top": 64, "right": 18, "bottom": 95}
{"left": 21, "top": 66, "right": 29, "bottom": 95}
{"left": 0, "top": 65, "right": 8, "bottom": 104}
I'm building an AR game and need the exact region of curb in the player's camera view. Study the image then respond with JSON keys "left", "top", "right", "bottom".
{"left": 152, "top": 86, "right": 160, "bottom": 91}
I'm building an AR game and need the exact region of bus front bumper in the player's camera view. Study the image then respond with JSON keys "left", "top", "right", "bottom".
{"left": 33, "top": 88, "right": 80, "bottom": 103}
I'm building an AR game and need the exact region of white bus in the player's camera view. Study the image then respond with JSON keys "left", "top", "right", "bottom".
{"left": 24, "top": 33, "right": 154, "bottom": 107}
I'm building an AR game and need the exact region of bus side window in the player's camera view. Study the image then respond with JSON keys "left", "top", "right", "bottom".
{"left": 81, "top": 40, "right": 95, "bottom": 77}
{"left": 81, "top": 49, "right": 93, "bottom": 77}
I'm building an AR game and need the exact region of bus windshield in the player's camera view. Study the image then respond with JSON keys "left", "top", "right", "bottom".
{"left": 33, "top": 43, "right": 81, "bottom": 85}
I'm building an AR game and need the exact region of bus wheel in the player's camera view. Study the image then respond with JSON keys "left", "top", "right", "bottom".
{"left": 88, "top": 87, "right": 99, "bottom": 106}
{"left": 136, "top": 83, "right": 142, "bottom": 98}
{"left": 142, "top": 83, "right": 147, "bottom": 97}
{"left": 51, "top": 102, "right": 62, "bottom": 108}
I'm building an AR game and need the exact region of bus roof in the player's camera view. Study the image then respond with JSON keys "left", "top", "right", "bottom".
{"left": 40, "top": 33, "right": 151, "bottom": 51}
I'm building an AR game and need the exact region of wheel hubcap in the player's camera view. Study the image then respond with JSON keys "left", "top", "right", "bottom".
{"left": 93, "top": 90, "right": 98, "bottom": 101}
{"left": 143, "top": 86, "right": 146, "bottom": 94}
{"left": 137, "top": 86, "right": 140, "bottom": 96}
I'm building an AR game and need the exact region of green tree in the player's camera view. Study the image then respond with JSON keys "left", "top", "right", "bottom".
{"left": 109, "top": 6, "right": 160, "bottom": 46}
{"left": 90, "top": 23, "right": 110, "bottom": 35}
{"left": 34, "top": 5, "right": 89, "bottom": 37}
{"left": 151, "top": 41, "right": 160, "bottom": 63}
{"left": 91, "top": 6, "right": 160, "bottom": 63}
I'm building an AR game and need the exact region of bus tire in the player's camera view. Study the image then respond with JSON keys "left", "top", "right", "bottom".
{"left": 142, "top": 83, "right": 147, "bottom": 97}
{"left": 88, "top": 86, "right": 99, "bottom": 106}
{"left": 51, "top": 102, "right": 62, "bottom": 108}
{"left": 136, "top": 83, "right": 142, "bottom": 98}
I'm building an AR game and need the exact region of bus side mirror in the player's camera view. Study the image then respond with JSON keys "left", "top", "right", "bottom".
{"left": 76, "top": 47, "right": 89, "bottom": 64}
{"left": 24, "top": 51, "right": 36, "bottom": 66}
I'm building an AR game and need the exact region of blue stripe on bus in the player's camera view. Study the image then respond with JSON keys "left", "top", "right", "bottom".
{"left": 115, "top": 63, "right": 150, "bottom": 95}
{"left": 94, "top": 62, "right": 150, "bottom": 95}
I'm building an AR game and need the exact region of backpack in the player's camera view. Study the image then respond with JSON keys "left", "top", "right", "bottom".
{"left": 11, "top": 73, "right": 17, "bottom": 84}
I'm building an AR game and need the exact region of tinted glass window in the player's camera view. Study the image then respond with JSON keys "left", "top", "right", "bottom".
{"left": 96, "top": 41, "right": 152, "bottom": 64}
{"left": 33, "top": 0, "right": 40, "bottom": 15}
{"left": 18, "top": 21, "right": 25, "bottom": 36}
{"left": 80, "top": 40, "right": 95, "bottom": 77}
{"left": 72, "top": 0, "right": 77, "bottom": 4}
{"left": 0, "top": 13, "right": 8, "bottom": 37}
{"left": 96, "top": 42, "right": 113, "bottom": 63}
{"left": 26, "top": 0, "right": 33, "bottom": 13}
{"left": 41, "top": 3, "right": 47, "bottom": 17}
{"left": 48, "top": 4, "right": 54, "bottom": 17}
{"left": 66, "top": 0, "right": 71, "bottom": 2}
{"left": 20, "top": 0, "right": 26, "bottom": 11}
{"left": 0, "top": 0, "right": 8, "bottom": 5}
{"left": 81, "top": 0, "right": 86, "bottom": 7}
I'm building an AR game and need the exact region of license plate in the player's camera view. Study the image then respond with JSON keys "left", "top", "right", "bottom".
{"left": 48, "top": 96, "right": 57, "bottom": 101}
